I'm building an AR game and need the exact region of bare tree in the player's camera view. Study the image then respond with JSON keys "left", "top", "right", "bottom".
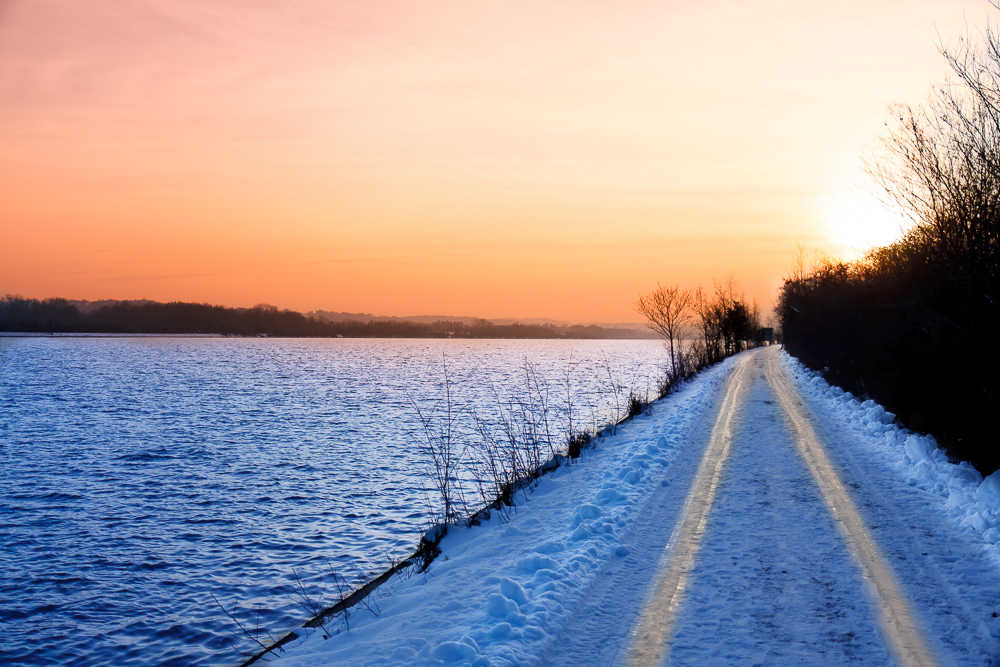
{"left": 866, "top": 17, "right": 1000, "bottom": 302}
{"left": 692, "top": 286, "right": 721, "bottom": 365}
{"left": 635, "top": 282, "right": 693, "bottom": 382}
{"left": 786, "top": 244, "right": 808, "bottom": 284}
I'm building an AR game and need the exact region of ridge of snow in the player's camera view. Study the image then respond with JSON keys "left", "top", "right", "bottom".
{"left": 778, "top": 352, "right": 1000, "bottom": 563}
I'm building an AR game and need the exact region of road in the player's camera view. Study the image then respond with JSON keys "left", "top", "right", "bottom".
{"left": 546, "top": 347, "right": 995, "bottom": 667}
{"left": 271, "top": 346, "right": 1000, "bottom": 667}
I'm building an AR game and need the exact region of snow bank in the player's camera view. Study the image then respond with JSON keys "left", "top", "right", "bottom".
{"left": 779, "top": 352, "right": 1000, "bottom": 562}
{"left": 267, "top": 355, "right": 744, "bottom": 667}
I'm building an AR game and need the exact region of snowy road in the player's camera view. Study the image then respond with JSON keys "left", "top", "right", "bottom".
{"left": 628, "top": 344, "right": 754, "bottom": 666}
{"left": 270, "top": 347, "right": 1000, "bottom": 667}
{"left": 766, "top": 350, "right": 934, "bottom": 667}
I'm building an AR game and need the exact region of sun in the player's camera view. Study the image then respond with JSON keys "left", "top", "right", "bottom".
{"left": 822, "top": 189, "right": 910, "bottom": 256}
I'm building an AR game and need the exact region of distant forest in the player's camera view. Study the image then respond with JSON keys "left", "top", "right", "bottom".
{"left": 778, "top": 26, "right": 1000, "bottom": 474}
{"left": 0, "top": 295, "right": 653, "bottom": 340}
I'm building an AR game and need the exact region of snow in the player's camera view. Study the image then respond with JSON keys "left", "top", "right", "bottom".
{"left": 778, "top": 352, "right": 1000, "bottom": 566}
{"left": 266, "top": 348, "right": 1000, "bottom": 667}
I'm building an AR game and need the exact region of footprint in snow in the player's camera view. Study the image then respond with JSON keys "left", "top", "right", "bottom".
{"left": 517, "top": 553, "right": 560, "bottom": 573}
{"left": 534, "top": 540, "right": 565, "bottom": 554}
{"left": 594, "top": 488, "right": 627, "bottom": 505}
{"left": 571, "top": 504, "right": 602, "bottom": 527}
{"left": 619, "top": 468, "right": 642, "bottom": 484}
{"left": 499, "top": 577, "right": 530, "bottom": 605}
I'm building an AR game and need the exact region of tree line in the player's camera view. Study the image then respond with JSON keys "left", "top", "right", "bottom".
{"left": 635, "top": 275, "right": 769, "bottom": 392}
{"left": 778, "top": 19, "right": 1000, "bottom": 474}
{"left": 0, "top": 295, "right": 650, "bottom": 340}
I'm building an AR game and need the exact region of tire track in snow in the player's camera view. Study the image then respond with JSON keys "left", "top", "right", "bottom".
{"left": 626, "top": 352, "right": 754, "bottom": 667}
{"left": 765, "top": 347, "right": 938, "bottom": 667}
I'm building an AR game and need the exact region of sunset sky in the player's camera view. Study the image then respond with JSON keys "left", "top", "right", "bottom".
{"left": 1, "top": 0, "right": 993, "bottom": 322}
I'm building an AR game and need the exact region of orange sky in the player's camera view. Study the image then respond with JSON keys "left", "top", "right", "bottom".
{"left": 0, "top": 0, "right": 992, "bottom": 322}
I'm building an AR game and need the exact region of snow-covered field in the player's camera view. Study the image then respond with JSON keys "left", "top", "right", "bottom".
{"left": 266, "top": 347, "right": 1000, "bottom": 667}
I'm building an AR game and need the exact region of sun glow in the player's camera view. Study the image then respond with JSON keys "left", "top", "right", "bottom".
{"left": 823, "top": 189, "right": 910, "bottom": 258}
{"left": 0, "top": 0, "right": 988, "bottom": 321}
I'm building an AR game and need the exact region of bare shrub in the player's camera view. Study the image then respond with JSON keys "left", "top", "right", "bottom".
{"left": 410, "top": 356, "right": 466, "bottom": 523}
{"left": 211, "top": 594, "right": 283, "bottom": 662}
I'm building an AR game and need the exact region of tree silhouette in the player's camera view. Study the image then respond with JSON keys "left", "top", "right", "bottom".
{"left": 635, "top": 282, "right": 692, "bottom": 381}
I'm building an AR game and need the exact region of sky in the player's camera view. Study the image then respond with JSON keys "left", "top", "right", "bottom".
{"left": 0, "top": 0, "right": 994, "bottom": 322}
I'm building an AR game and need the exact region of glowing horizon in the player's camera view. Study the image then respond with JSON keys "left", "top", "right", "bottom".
{"left": 1, "top": 1, "right": 990, "bottom": 323}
